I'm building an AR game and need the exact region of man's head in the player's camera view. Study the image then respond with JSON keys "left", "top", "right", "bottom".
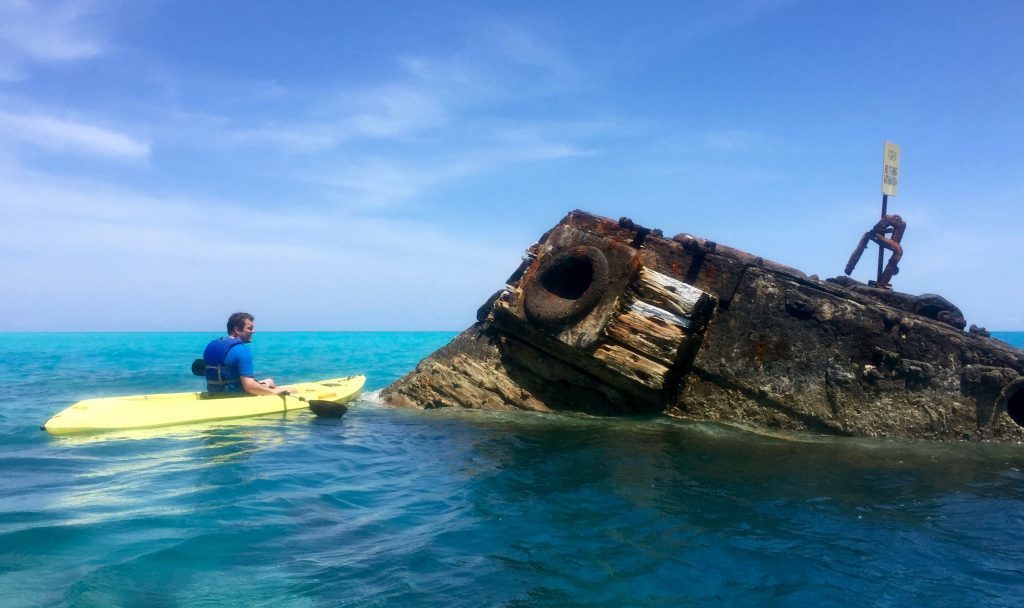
{"left": 227, "top": 312, "right": 255, "bottom": 343}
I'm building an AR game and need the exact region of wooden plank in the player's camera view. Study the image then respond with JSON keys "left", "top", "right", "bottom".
{"left": 493, "top": 260, "right": 714, "bottom": 396}
{"left": 490, "top": 301, "right": 664, "bottom": 405}
{"left": 633, "top": 267, "right": 707, "bottom": 318}
{"left": 627, "top": 299, "right": 693, "bottom": 330}
{"left": 631, "top": 266, "right": 715, "bottom": 326}
{"left": 604, "top": 309, "right": 686, "bottom": 366}
{"left": 592, "top": 343, "right": 668, "bottom": 391}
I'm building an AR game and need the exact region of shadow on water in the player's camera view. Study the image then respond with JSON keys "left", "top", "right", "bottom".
{"left": 438, "top": 409, "right": 1024, "bottom": 504}
{"left": 5, "top": 377, "right": 1024, "bottom": 607}
{"left": 359, "top": 409, "right": 1024, "bottom": 607}
{"left": 4, "top": 331, "right": 1023, "bottom": 606}
{"left": 214, "top": 400, "right": 1024, "bottom": 608}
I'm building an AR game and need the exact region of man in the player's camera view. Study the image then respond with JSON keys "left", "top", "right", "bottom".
{"left": 203, "top": 312, "right": 293, "bottom": 396}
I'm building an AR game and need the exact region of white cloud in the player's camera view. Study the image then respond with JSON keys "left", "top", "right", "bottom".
{"left": 288, "top": 127, "right": 595, "bottom": 209}
{"left": 397, "top": 55, "right": 482, "bottom": 89}
{"left": 344, "top": 84, "right": 448, "bottom": 137}
{"left": 226, "top": 123, "right": 338, "bottom": 153}
{"left": 306, "top": 160, "right": 444, "bottom": 208}
{"left": 219, "top": 19, "right": 588, "bottom": 156}
{"left": 704, "top": 129, "right": 770, "bottom": 152}
{"left": 0, "top": 13, "right": 608, "bottom": 328}
{"left": 210, "top": 45, "right": 603, "bottom": 206}
{"left": 225, "top": 83, "right": 449, "bottom": 153}
{"left": 0, "top": 164, "right": 520, "bottom": 330}
{"left": 0, "top": 111, "right": 150, "bottom": 159}
{"left": 489, "top": 22, "right": 575, "bottom": 75}
{"left": 666, "top": 0, "right": 795, "bottom": 48}
{"left": 492, "top": 124, "right": 599, "bottom": 160}
{"left": 0, "top": 1, "right": 105, "bottom": 79}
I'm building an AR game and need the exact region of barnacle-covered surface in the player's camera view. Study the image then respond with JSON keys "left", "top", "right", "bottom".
{"left": 382, "top": 211, "right": 1024, "bottom": 442}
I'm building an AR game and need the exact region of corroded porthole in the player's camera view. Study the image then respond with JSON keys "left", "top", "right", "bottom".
{"left": 524, "top": 246, "right": 610, "bottom": 329}
{"left": 1004, "top": 380, "right": 1024, "bottom": 427}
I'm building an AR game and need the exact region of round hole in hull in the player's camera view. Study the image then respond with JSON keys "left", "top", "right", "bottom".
{"left": 540, "top": 255, "right": 595, "bottom": 300}
{"left": 1006, "top": 386, "right": 1024, "bottom": 427}
{"left": 524, "top": 246, "right": 610, "bottom": 329}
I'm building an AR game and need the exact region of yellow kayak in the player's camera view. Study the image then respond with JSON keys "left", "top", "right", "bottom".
{"left": 42, "top": 375, "right": 366, "bottom": 435}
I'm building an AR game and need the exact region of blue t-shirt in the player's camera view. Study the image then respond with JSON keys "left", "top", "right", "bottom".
{"left": 224, "top": 342, "right": 255, "bottom": 381}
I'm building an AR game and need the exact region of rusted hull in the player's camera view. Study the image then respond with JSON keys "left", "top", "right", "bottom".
{"left": 382, "top": 211, "right": 1024, "bottom": 442}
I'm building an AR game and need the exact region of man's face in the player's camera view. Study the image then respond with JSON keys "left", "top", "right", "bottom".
{"left": 236, "top": 319, "right": 255, "bottom": 343}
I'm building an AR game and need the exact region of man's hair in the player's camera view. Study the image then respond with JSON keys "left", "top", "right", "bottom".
{"left": 227, "top": 312, "right": 254, "bottom": 334}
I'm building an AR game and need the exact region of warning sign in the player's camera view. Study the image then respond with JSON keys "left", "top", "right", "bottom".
{"left": 882, "top": 141, "right": 900, "bottom": 196}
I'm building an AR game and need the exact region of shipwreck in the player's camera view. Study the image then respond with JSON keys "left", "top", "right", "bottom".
{"left": 382, "top": 211, "right": 1024, "bottom": 442}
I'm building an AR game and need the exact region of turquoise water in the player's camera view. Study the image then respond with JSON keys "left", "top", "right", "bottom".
{"left": 3, "top": 331, "right": 1024, "bottom": 607}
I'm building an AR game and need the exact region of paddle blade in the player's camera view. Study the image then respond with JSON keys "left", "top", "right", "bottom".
{"left": 309, "top": 401, "right": 348, "bottom": 418}
{"left": 191, "top": 359, "right": 206, "bottom": 377}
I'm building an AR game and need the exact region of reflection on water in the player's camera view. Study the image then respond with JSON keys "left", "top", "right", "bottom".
{"left": 2, "top": 332, "right": 1024, "bottom": 607}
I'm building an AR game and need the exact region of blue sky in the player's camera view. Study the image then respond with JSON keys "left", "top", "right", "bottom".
{"left": 2, "top": 1, "right": 1022, "bottom": 331}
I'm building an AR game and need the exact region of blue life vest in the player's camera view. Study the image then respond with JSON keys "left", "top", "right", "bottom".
{"left": 203, "top": 337, "right": 244, "bottom": 393}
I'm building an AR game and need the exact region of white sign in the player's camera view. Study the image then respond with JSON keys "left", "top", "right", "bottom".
{"left": 882, "top": 140, "right": 900, "bottom": 196}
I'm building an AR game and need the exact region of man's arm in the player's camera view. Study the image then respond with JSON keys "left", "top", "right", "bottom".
{"left": 232, "top": 345, "right": 290, "bottom": 396}
{"left": 241, "top": 376, "right": 289, "bottom": 396}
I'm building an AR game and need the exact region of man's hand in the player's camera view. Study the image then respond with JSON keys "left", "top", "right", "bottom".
{"left": 242, "top": 376, "right": 282, "bottom": 396}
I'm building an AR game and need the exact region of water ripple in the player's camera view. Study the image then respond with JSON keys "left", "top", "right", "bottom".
{"left": 3, "top": 333, "right": 1024, "bottom": 606}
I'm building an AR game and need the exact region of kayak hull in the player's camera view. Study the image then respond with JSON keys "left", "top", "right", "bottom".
{"left": 43, "top": 375, "right": 365, "bottom": 435}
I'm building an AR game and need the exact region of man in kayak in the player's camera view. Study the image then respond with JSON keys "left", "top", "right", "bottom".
{"left": 203, "top": 312, "right": 294, "bottom": 396}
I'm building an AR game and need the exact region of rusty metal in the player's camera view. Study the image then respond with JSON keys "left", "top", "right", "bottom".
{"left": 877, "top": 194, "right": 889, "bottom": 282}
{"left": 845, "top": 214, "right": 906, "bottom": 288}
{"left": 383, "top": 210, "right": 1024, "bottom": 442}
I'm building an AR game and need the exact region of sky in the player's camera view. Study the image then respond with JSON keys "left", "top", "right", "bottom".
{"left": 1, "top": 0, "right": 1022, "bottom": 331}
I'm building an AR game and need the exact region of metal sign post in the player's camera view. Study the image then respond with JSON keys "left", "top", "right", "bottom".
{"left": 844, "top": 141, "right": 905, "bottom": 289}
{"left": 878, "top": 141, "right": 900, "bottom": 283}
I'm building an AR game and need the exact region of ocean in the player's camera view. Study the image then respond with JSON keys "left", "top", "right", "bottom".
{"left": 2, "top": 331, "right": 1024, "bottom": 607}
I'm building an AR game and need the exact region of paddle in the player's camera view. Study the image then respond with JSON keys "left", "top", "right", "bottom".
{"left": 192, "top": 359, "right": 348, "bottom": 418}
{"left": 283, "top": 393, "right": 349, "bottom": 419}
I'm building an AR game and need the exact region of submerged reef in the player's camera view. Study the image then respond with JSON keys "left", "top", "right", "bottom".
{"left": 382, "top": 211, "right": 1024, "bottom": 442}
